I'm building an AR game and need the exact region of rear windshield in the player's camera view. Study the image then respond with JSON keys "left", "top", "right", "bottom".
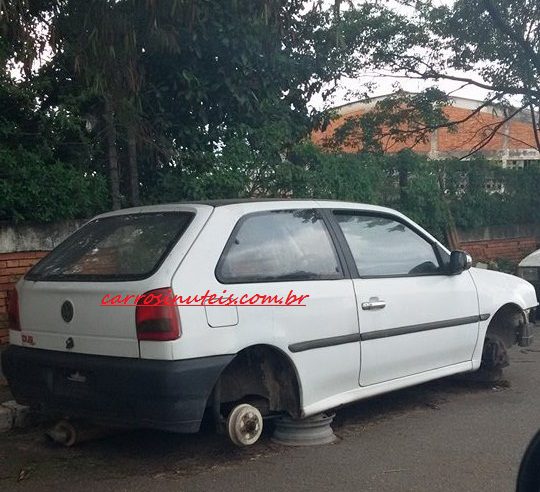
{"left": 26, "top": 212, "right": 194, "bottom": 281}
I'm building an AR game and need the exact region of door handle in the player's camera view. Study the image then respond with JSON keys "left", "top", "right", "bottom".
{"left": 361, "top": 298, "right": 386, "bottom": 310}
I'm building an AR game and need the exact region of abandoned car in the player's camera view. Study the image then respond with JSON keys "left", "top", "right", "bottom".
{"left": 2, "top": 200, "right": 538, "bottom": 445}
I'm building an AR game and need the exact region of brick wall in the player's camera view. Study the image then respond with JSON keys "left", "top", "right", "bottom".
{"left": 311, "top": 106, "right": 434, "bottom": 153}
{"left": 459, "top": 237, "right": 540, "bottom": 265}
{"left": 437, "top": 106, "right": 506, "bottom": 153}
{"left": 0, "top": 251, "right": 48, "bottom": 345}
{"left": 0, "top": 219, "right": 84, "bottom": 345}
{"left": 313, "top": 98, "right": 539, "bottom": 157}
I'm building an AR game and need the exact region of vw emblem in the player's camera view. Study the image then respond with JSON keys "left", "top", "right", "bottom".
{"left": 61, "top": 300, "right": 74, "bottom": 322}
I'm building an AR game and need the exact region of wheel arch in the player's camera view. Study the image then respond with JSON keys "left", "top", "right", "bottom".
{"left": 486, "top": 302, "right": 527, "bottom": 348}
{"left": 215, "top": 343, "right": 303, "bottom": 418}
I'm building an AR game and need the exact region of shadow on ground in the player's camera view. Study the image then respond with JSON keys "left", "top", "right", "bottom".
{"left": 0, "top": 371, "right": 509, "bottom": 486}
{"left": 333, "top": 375, "right": 508, "bottom": 435}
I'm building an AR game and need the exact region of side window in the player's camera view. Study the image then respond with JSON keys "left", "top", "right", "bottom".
{"left": 334, "top": 212, "right": 440, "bottom": 276}
{"left": 217, "top": 209, "right": 343, "bottom": 283}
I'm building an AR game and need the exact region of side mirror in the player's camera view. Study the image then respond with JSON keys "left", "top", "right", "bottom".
{"left": 448, "top": 250, "right": 473, "bottom": 275}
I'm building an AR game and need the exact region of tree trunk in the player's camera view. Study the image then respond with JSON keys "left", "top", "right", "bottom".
{"left": 104, "top": 98, "right": 121, "bottom": 210}
{"left": 530, "top": 105, "right": 540, "bottom": 152}
{"left": 127, "top": 122, "right": 140, "bottom": 206}
{"left": 398, "top": 166, "right": 408, "bottom": 203}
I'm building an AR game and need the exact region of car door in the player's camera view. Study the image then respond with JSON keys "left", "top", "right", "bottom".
{"left": 330, "top": 209, "right": 480, "bottom": 386}
{"left": 177, "top": 206, "right": 362, "bottom": 410}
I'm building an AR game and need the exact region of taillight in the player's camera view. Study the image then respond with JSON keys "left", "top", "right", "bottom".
{"left": 135, "top": 288, "right": 180, "bottom": 341}
{"left": 7, "top": 289, "right": 21, "bottom": 331}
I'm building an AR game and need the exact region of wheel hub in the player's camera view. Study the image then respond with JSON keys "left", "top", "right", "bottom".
{"left": 227, "top": 404, "right": 263, "bottom": 446}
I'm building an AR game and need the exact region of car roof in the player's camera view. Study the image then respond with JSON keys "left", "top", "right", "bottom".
{"left": 188, "top": 198, "right": 408, "bottom": 217}
{"left": 189, "top": 198, "right": 301, "bottom": 207}
{"left": 96, "top": 198, "right": 401, "bottom": 216}
{"left": 519, "top": 248, "right": 540, "bottom": 267}
{"left": 87, "top": 199, "right": 444, "bottom": 250}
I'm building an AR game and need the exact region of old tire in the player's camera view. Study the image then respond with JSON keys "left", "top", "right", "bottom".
{"left": 463, "top": 365, "right": 504, "bottom": 383}
{"left": 463, "top": 335, "right": 509, "bottom": 383}
{"left": 456, "top": 335, "right": 509, "bottom": 383}
{"left": 479, "top": 335, "right": 509, "bottom": 381}
{"left": 226, "top": 403, "right": 263, "bottom": 446}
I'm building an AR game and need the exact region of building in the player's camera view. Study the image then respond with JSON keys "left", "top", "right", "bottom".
{"left": 312, "top": 94, "right": 540, "bottom": 168}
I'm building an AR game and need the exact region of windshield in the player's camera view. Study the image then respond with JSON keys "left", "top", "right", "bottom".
{"left": 26, "top": 212, "right": 194, "bottom": 281}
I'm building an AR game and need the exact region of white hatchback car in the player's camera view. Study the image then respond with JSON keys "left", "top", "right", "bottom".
{"left": 2, "top": 200, "right": 537, "bottom": 445}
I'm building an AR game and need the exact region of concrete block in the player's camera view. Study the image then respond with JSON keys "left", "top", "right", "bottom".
{"left": 2, "top": 400, "right": 30, "bottom": 428}
{"left": 0, "top": 405, "right": 14, "bottom": 432}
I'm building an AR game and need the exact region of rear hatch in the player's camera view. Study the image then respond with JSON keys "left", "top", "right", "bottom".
{"left": 15, "top": 206, "right": 210, "bottom": 357}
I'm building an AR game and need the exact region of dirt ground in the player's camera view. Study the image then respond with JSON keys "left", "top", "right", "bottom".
{"left": 1, "top": 337, "right": 540, "bottom": 491}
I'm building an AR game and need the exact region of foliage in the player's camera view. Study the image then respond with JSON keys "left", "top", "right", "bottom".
{"left": 440, "top": 159, "right": 540, "bottom": 229}
{"left": 371, "top": 0, "right": 540, "bottom": 152}
{"left": 0, "top": 74, "right": 108, "bottom": 222}
{"left": 0, "top": 149, "right": 108, "bottom": 222}
{"left": 2, "top": 0, "right": 419, "bottom": 209}
{"left": 326, "top": 89, "right": 452, "bottom": 153}
{"left": 1, "top": 0, "right": 540, "bottom": 233}
{"left": 144, "top": 143, "right": 540, "bottom": 243}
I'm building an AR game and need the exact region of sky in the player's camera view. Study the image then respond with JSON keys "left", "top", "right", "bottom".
{"left": 308, "top": 0, "right": 496, "bottom": 111}
{"left": 309, "top": 73, "right": 492, "bottom": 111}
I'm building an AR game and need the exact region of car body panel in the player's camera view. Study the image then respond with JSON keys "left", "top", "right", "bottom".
{"left": 468, "top": 267, "right": 538, "bottom": 366}
{"left": 355, "top": 273, "right": 480, "bottom": 386}
{"left": 169, "top": 203, "right": 361, "bottom": 409}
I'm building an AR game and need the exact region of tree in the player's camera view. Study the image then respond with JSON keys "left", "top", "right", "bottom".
{"left": 364, "top": 0, "right": 540, "bottom": 153}
{"left": 0, "top": 70, "right": 107, "bottom": 222}
{"left": 3, "top": 0, "right": 425, "bottom": 210}
{"left": 324, "top": 88, "right": 452, "bottom": 153}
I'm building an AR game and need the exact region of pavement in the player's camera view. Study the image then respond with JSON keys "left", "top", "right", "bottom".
{"left": 1, "top": 338, "right": 540, "bottom": 491}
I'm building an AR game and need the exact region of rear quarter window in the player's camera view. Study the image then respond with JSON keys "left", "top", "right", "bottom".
{"left": 26, "top": 212, "right": 194, "bottom": 281}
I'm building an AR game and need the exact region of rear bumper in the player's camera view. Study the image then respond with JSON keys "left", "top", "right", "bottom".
{"left": 1, "top": 346, "right": 234, "bottom": 433}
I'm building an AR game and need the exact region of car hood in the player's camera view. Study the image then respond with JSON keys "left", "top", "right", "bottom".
{"left": 519, "top": 248, "right": 540, "bottom": 267}
{"left": 469, "top": 267, "right": 538, "bottom": 311}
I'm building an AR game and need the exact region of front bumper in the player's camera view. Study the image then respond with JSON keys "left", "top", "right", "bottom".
{"left": 1, "top": 346, "right": 233, "bottom": 433}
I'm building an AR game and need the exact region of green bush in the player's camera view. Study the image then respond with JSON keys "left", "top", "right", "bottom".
{"left": 0, "top": 149, "right": 108, "bottom": 222}
{"left": 141, "top": 144, "right": 540, "bottom": 243}
{"left": 4, "top": 137, "right": 540, "bottom": 242}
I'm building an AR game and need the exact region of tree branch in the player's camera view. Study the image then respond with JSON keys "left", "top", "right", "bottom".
{"left": 530, "top": 104, "right": 540, "bottom": 152}
{"left": 459, "top": 105, "right": 526, "bottom": 160}
{"left": 480, "top": 0, "right": 540, "bottom": 76}
{"left": 382, "top": 53, "right": 540, "bottom": 100}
